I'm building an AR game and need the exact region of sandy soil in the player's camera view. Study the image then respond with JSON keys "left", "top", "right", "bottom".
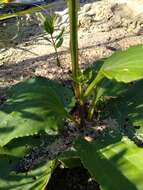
{"left": 0, "top": 0, "right": 143, "bottom": 96}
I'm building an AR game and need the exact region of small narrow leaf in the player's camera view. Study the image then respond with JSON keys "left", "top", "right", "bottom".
{"left": 43, "top": 13, "right": 60, "bottom": 35}
{"left": 44, "top": 18, "right": 54, "bottom": 35}
{"left": 56, "top": 37, "right": 63, "bottom": 48}
{"left": 56, "top": 27, "right": 65, "bottom": 41}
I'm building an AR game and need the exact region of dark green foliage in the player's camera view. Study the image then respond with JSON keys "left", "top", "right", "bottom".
{"left": 75, "top": 137, "right": 143, "bottom": 190}
{"left": 0, "top": 77, "right": 75, "bottom": 146}
{"left": 0, "top": 136, "right": 56, "bottom": 190}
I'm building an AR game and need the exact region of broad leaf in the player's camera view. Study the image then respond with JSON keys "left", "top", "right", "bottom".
{"left": 76, "top": 137, "right": 143, "bottom": 190}
{"left": 0, "top": 136, "right": 56, "bottom": 190}
{"left": 95, "top": 79, "right": 128, "bottom": 103}
{"left": 99, "top": 45, "right": 143, "bottom": 83}
{"left": 0, "top": 77, "right": 75, "bottom": 147}
{"left": 104, "top": 80, "right": 143, "bottom": 133}
{"left": 84, "top": 45, "right": 143, "bottom": 102}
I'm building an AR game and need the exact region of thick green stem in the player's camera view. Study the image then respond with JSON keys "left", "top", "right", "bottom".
{"left": 68, "top": 0, "right": 79, "bottom": 98}
{"left": 68, "top": 0, "right": 84, "bottom": 126}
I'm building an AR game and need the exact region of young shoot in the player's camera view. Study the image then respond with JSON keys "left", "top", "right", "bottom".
{"left": 39, "top": 12, "right": 64, "bottom": 67}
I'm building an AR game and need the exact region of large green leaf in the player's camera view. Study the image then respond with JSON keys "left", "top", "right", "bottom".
{"left": 84, "top": 45, "right": 143, "bottom": 102}
{"left": 0, "top": 77, "right": 75, "bottom": 147}
{"left": 99, "top": 45, "right": 143, "bottom": 83}
{"left": 95, "top": 79, "right": 128, "bottom": 103}
{"left": 104, "top": 80, "right": 143, "bottom": 133}
{"left": 0, "top": 136, "right": 56, "bottom": 190}
{"left": 76, "top": 137, "right": 143, "bottom": 190}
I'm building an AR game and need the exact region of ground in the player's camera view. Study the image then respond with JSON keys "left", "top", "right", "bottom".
{"left": 0, "top": 0, "right": 143, "bottom": 98}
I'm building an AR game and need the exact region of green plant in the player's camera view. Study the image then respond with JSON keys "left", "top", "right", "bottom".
{"left": 0, "top": 0, "right": 143, "bottom": 190}
{"left": 42, "top": 12, "right": 64, "bottom": 67}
